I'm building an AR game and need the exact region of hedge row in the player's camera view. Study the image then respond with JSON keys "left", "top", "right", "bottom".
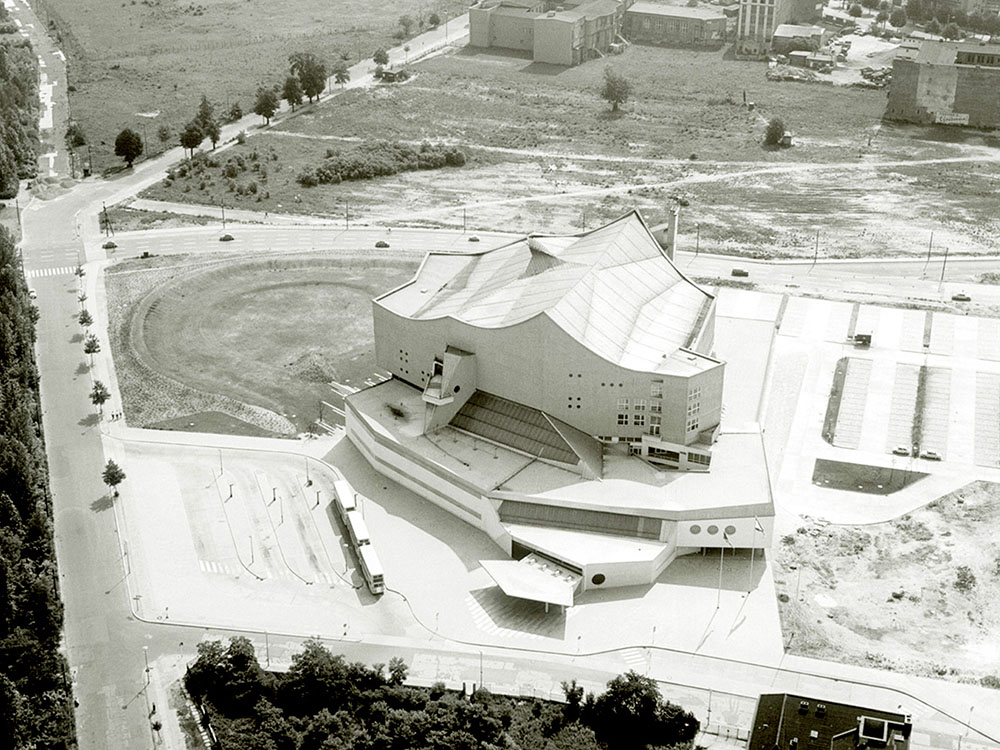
{"left": 297, "top": 140, "right": 466, "bottom": 187}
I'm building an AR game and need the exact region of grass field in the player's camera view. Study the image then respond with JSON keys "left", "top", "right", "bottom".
{"left": 107, "top": 252, "right": 416, "bottom": 433}
{"left": 775, "top": 481, "right": 1000, "bottom": 684}
{"left": 41, "top": 0, "right": 468, "bottom": 172}
{"left": 139, "top": 43, "right": 1000, "bottom": 258}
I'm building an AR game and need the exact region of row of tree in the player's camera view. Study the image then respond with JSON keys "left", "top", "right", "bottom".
{"left": 0, "top": 228, "right": 77, "bottom": 749}
{"left": 251, "top": 52, "right": 351, "bottom": 126}
{"left": 0, "top": 22, "right": 40, "bottom": 197}
{"left": 185, "top": 637, "right": 700, "bottom": 750}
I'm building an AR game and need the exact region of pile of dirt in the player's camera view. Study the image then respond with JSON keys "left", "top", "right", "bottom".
{"left": 286, "top": 351, "right": 336, "bottom": 383}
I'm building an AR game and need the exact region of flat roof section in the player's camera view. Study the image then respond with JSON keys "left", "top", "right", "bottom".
{"left": 506, "top": 523, "right": 667, "bottom": 568}
{"left": 629, "top": 2, "right": 726, "bottom": 20}
{"left": 480, "top": 554, "right": 580, "bottom": 607}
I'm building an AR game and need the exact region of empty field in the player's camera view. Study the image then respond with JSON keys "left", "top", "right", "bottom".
{"left": 41, "top": 0, "right": 468, "bottom": 172}
{"left": 107, "top": 252, "right": 417, "bottom": 433}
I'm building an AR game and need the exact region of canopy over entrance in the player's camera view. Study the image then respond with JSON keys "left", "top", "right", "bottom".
{"left": 480, "top": 554, "right": 581, "bottom": 610}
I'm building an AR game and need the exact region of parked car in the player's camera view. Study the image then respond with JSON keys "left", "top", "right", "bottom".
{"left": 892, "top": 445, "right": 909, "bottom": 456}
{"left": 102, "top": 240, "right": 117, "bottom": 249}
{"left": 920, "top": 450, "right": 942, "bottom": 461}
{"left": 468, "top": 235, "right": 480, "bottom": 242}
{"left": 28, "top": 288, "right": 37, "bottom": 299}
{"left": 731, "top": 268, "right": 749, "bottom": 277}
{"left": 951, "top": 292, "right": 971, "bottom": 302}
{"left": 219, "top": 234, "right": 234, "bottom": 242}
{"left": 375, "top": 240, "right": 390, "bottom": 248}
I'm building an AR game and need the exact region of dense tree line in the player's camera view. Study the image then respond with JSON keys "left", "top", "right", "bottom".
{"left": 0, "top": 228, "right": 77, "bottom": 749}
{"left": 0, "top": 14, "right": 39, "bottom": 198}
{"left": 186, "top": 637, "right": 699, "bottom": 750}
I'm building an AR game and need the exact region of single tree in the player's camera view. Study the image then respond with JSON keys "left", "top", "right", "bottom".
{"left": 398, "top": 14, "right": 415, "bottom": 34}
{"left": 114, "top": 128, "right": 143, "bottom": 167}
{"left": 601, "top": 66, "right": 631, "bottom": 113}
{"left": 65, "top": 121, "right": 86, "bottom": 148}
{"left": 282, "top": 75, "right": 303, "bottom": 111}
{"left": 78, "top": 292, "right": 87, "bottom": 307}
{"left": 847, "top": 3, "right": 863, "bottom": 16}
{"left": 876, "top": 9, "right": 889, "bottom": 28}
{"left": 889, "top": 8, "right": 906, "bottom": 26}
{"left": 926, "top": 16, "right": 942, "bottom": 34}
{"left": 78, "top": 309, "right": 93, "bottom": 326}
{"left": 428, "top": 12, "right": 441, "bottom": 26}
{"left": 373, "top": 47, "right": 389, "bottom": 66}
{"left": 179, "top": 120, "right": 204, "bottom": 159}
{"left": 333, "top": 61, "right": 350, "bottom": 88}
{"left": 387, "top": 656, "right": 408, "bottom": 686}
{"left": 226, "top": 102, "right": 243, "bottom": 122}
{"left": 253, "top": 86, "right": 279, "bottom": 124}
{"left": 587, "top": 671, "right": 699, "bottom": 750}
{"left": 196, "top": 95, "right": 220, "bottom": 149}
{"left": 764, "top": 117, "right": 786, "bottom": 146}
{"left": 157, "top": 124, "right": 172, "bottom": 145}
{"left": 83, "top": 333, "right": 100, "bottom": 365}
{"left": 289, "top": 52, "right": 327, "bottom": 102}
{"left": 90, "top": 380, "right": 110, "bottom": 414}
{"left": 942, "top": 20, "right": 960, "bottom": 38}
{"left": 102, "top": 458, "right": 126, "bottom": 496}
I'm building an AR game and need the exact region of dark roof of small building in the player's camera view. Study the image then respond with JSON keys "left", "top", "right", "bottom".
{"left": 749, "top": 694, "right": 912, "bottom": 750}
{"left": 627, "top": 1, "right": 727, "bottom": 19}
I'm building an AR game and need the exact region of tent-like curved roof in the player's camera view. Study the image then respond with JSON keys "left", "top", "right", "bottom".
{"left": 376, "top": 211, "right": 716, "bottom": 374}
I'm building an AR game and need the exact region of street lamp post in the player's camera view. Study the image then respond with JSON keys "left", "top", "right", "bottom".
{"left": 142, "top": 646, "right": 150, "bottom": 686}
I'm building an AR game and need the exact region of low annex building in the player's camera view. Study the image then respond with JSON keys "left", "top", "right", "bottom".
{"left": 624, "top": 2, "right": 728, "bottom": 47}
{"left": 469, "top": 0, "right": 629, "bottom": 66}
{"left": 886, "top": 40, "right": 1000, "bottom": 128}
{"left": 346, "top": 211, "right": 774, "bottom": 603}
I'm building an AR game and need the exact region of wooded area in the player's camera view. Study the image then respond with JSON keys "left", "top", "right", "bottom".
{"left": 186, "top": 637, "right": 700, "bottom": 750}
{"left": 0, "top": 229, "right": 77, "bottom": 749}
{"left": 0, "top": 6, "right": 39, "bottom": 198}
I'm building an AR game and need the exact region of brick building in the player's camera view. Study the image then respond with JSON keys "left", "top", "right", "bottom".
{"left": 623, "top": 3, "right": 728, "bottom": 47}
{"left": 885, "top": 40, "right": 1000, "bottom": 128}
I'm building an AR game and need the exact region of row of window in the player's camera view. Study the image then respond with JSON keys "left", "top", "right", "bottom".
{"left": 689, "top": 524, "right": 737, "bottom": 536}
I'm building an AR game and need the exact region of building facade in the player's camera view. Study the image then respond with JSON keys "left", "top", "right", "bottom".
{"left": 736, "top": 0, "right": 819, "bottom": 55}
{"left": 886, "top": 40, "right": 1000, "bottom": 129}
{"left": 624, "top": 2, "right": 728, "bottom": 47}
{"left": 469, "top": 0, "right": 630, "bottom": 66}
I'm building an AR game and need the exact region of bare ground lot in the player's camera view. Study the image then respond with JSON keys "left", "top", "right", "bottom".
{"left": 139, "top": 45, "right": 1000, "bottom": 258}
{"left": 43, "top": 0, "right": 468, "bottom": 172}
{"left": 775, "top": 481, "right": 1000, "bottom": 686}
{"left": 107, "top": 252, "right": 416, "bottom": 434}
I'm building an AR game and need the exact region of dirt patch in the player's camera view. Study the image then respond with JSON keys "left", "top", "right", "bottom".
{"left": 107, "top": 251, "right": 416, "bottom": 434}
{"left": 776, "top": 481, "right": 1000, "bottom": 684}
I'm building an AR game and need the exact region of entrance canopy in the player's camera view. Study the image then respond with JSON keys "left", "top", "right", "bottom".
{"left": 480, "top": 554, "right": 581, "bottom": 608}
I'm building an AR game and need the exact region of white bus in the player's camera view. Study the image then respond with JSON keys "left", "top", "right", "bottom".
{"left": 332, "top": 479, "right": 357, "bottom": 522}
{"left": 345, "top": 510, "right": 370, "bottom": 548}
{"left": 357, "top": 544, "right": 384, "bottom": 595}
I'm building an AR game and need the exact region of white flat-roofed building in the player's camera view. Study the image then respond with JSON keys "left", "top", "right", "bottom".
{"left": 346, "top": 212, "right": 774, "bottom": 601}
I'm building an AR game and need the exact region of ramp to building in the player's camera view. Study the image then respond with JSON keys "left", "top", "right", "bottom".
{"left": 480, "top": 554, "right": 581, "bottom": 610}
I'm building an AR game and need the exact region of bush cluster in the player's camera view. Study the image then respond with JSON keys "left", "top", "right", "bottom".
{"left": 297, "top": 140, "right": 466, "bottom": 187}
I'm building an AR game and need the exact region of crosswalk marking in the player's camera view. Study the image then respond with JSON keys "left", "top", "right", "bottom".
{"left": 621, "top": 647, "right": 647, "bottom": 670}
{"left": 464, "top": 591, "right": 578, "bottom": 641}
{"left": 26, "top": 265, "right": 76, "bottom": 278}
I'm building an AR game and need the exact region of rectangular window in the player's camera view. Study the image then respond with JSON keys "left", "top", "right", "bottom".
{"left": 650, "top": 380, "right": 663, "bottom": 397}
{"left": 633, "top": 414, "right": 645, "bottom": 426}
{"left": 651, "top": 400, "right": 661, "bottom": 414}
{"left": 617, "top": 414, "right": 629, "bottom": 425}
{"left": 688, "top": 453, "right": 711, "bottom": 466}
{"left": 617, "top": 397, "right": 630, "bottom": 410}
{"left": 634, "top": 399, "right": 646, "bottom": 412}
{"left": 687, "top": 417, "right": 699, "bottom": 432}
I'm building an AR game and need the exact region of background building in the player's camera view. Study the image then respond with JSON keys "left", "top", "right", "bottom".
{"left": 624, "top": 3, "right": 728, "bottom": 46}
{"left": 469, "top": 0, "right": 630, "bottom": 66}
{"left": 886, "top": 40, "right": 1000, "bottom": 129}
{"left": 750, "top": 694, "right": 912, "bottom": 750}
{"left": 736, "top": 0, "right": 820, "bottom": 55}
{"left": 346, "top": 212, "right": 775, "bottom": 602}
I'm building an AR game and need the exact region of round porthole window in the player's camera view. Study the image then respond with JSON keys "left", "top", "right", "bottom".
{"left": 591, "top": 573, "right": 606, "bottom": 585}
{"left": 453, "top": 385, "right": 461, "bottom": 393}
{"left": 690, "top": 524, "right": 701, "bottom": 534}
{"left": 707, "top": 525, "right": 719, "bottom": 535}
{"left": 725, "top": 525, "right": 737, "bottom": 536}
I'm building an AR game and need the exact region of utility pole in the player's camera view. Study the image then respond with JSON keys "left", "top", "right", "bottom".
{"left": 939, "top": 245, "right": 949, "bottom": 288}
{"left": 345, "top": 200, "right": 350, "bottom": 230}
{"left": 923, "top": 231, "right": 934, "bottom": 274}
{"left": 221, "top": 197, "right": 226, "bottom": 230}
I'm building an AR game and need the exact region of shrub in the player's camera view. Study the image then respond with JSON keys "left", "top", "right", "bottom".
{"left": 297, "top": 170, "right": 318, "bottom": 187}
{"left": 236, "top": 131, "right": 247, "bottom": 144}
{"left": 954, "top": 565, "right": 977, "bottom": 592}
{"left": 764, "top": 117, "right": 785, "bottom": 146}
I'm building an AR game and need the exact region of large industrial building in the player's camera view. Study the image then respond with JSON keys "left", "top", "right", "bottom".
{"left": 735, "top": 0, "right": 820, "bottom": 56}
{"left": 885, "top": 40, "right": 1000, "bottom": 129}
{"left": 469, "top": 0, "right": 630, "bottom": 66}
{"left": 346, "top": 211, "right": 774, "bottom": 604}
{"left": 624, "top": 2, "right": 728, "bottom": 47}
